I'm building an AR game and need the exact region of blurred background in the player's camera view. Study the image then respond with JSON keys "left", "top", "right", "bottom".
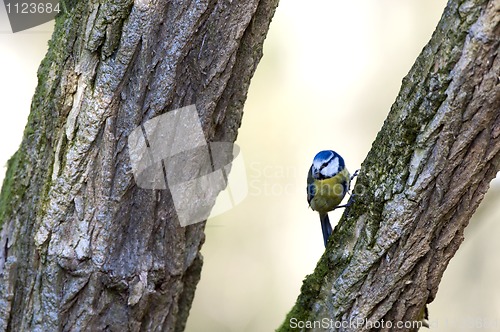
{"left": 1, "top": 1, "right": 499, "bottom": 331}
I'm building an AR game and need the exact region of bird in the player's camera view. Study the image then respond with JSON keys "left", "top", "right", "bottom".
{"left": 307, "top": 150, "right": 353, "bottom": 247}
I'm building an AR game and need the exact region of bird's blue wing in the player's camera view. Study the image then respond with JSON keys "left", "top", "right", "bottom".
{"left": 306, "top": 166, "right": 315, "bottom": 205}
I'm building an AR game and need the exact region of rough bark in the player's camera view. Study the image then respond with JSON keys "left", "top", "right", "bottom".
{"left": 278, "top": 0, "right": 499, "bottom": 331}
{"left": 0, "top": 0, "right": 278, "bottom": 331}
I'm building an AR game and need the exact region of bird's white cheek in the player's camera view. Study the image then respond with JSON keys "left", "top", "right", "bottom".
{"left": 322, "top": 157, "right": 340, "bottom": 177}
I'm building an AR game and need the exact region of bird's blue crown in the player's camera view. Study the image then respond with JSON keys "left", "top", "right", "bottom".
{"left": 311, "top": 150, "right": 345, "bottom": 179}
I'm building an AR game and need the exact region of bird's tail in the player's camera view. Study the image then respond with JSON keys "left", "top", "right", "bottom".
{"left": 320, "top": 213, "right": 332, "bottom": 247}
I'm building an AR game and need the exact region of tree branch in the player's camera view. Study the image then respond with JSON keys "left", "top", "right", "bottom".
{"left": 0, "top": 0, "right": 279, "bottom": 331}
{"left": 278, "top": 0, "right": 499, "bottom": 331}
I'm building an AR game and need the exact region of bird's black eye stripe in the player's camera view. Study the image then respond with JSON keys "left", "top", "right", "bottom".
{"left": 320, "top": 155, "right": 335, "bottom": 170}
{"left": 320, "top": 156, "right": 344, "bottom": 171}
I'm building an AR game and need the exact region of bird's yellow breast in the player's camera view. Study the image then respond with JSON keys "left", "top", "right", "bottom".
{"left": 309, "top": 168, "right": 350, "bottom": 214}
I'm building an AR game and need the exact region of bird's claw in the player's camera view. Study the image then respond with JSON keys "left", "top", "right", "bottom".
{"left": 350, "top": 169, "right": 360, "bottom": 181}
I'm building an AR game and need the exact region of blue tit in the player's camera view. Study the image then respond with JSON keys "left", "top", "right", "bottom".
{"left": 307, "top": 150, "right": 351, "bottom": 247}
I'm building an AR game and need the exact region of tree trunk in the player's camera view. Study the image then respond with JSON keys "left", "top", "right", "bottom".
{"left": 278, "top": 0, "right": 499, "bottom": 331}
{"left": 0, "top": 0, "right": 278, "bottom": 331}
